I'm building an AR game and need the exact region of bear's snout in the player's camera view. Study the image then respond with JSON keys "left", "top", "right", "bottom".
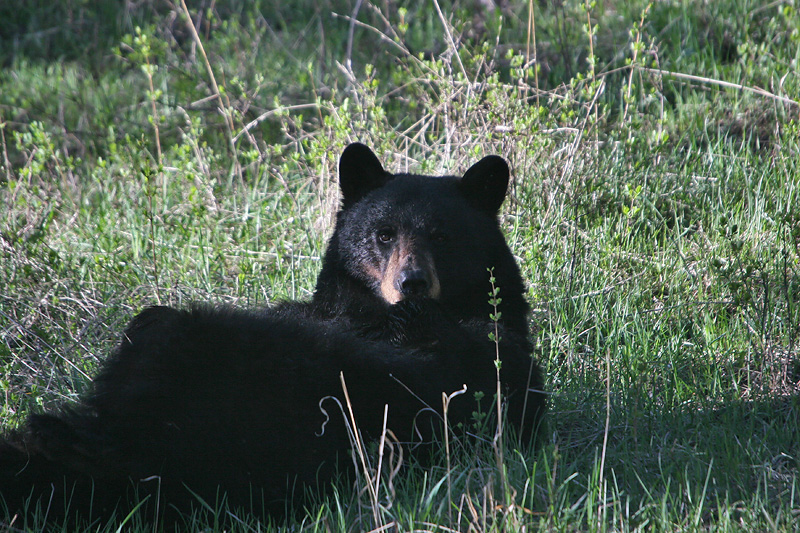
{"left": 397, "top": 268, "right": 430, "bottom": 297}
{"left": 379, "top": 239, "right": 441, "bottom": 304}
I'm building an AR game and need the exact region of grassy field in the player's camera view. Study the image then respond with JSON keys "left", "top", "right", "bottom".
{"left": 1, "top": 0, "right": 799, "bottom": 530}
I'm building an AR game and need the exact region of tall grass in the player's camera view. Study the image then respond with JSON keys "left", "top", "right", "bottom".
{"left": 1, "top": 0, "right": 799, "bottom": 530}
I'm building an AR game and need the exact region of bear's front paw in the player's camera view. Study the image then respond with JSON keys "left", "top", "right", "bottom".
{"left": 386, "top": 298, "right": 449, "bottom": 345}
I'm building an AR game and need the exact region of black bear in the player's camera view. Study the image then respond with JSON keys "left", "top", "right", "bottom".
{"left": 0, "top": 143, "right": 545, "bottom": 525}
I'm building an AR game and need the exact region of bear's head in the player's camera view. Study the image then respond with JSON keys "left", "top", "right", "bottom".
{"left": 313, "top": 143, "right": 529, "bottom": 334}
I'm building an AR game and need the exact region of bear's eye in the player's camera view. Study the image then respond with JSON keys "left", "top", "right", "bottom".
{"left": 376, "top": 228, "right": 395, "bottom": 244}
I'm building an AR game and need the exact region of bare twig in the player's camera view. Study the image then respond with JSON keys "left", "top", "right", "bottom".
{"left": 178, "top": 0, "right": 242, "bottom": 180}
{"left": 442, "top": 384, "right": 468, "bottom": 524}
{"left": 639, "top": 67, "right": 800, "bottom": 108}
{"left": 598, "top": 345, "right": 611, "bottom": 525}
{"left": 431, "top": 0, "right": 467, "bottom": 80}
{"left": 233, "top": 103, "right": 320, "bottom": 142}
{"left": 143, "top": 56, "right": 162, "bottom": 167}
{"left": 374, "top": 404, "right": 389, "bottom": 513}
{"left": 332, "top": 11, "right": 418, "bottom": 62}
{"left": 0, "top": 112, "right": 11, "bottom": 183}
{"left": 526, "top": 0, "right": 539, "bottom": 106}
{"left": 345, "top": 0, "right": 364, "bottom": 70}
{"left": 339, "top": 372, "right": 384, "bottom": 529}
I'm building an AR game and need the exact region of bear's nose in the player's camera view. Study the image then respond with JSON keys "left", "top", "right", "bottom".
{"left": 398, "top": 269, "right": 429, "bottom": 297}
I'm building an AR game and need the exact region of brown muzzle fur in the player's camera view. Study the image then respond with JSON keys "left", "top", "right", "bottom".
{"left": 379, "top": 237, "right": 441, "bottom": 304}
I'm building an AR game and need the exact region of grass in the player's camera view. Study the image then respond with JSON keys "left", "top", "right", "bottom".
{"left": 1, "top": 0, "right": 799, "bottom": 530}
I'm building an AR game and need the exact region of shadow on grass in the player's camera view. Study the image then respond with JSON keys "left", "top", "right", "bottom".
{"left": 542, "top": 389, "right": 799, "bottom": 527}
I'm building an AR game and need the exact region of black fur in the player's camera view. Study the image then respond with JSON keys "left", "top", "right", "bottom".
{"left": 1, "top": 144, "right": 545, "bottom": 525}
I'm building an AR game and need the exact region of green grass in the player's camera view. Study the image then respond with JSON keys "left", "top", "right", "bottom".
{"left": 1, "top": 0, "right": 799, "bottom": 530}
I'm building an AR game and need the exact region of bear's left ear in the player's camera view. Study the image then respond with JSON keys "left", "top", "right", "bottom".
{"left": 339, "top": 143, "right": 392, "bottom": 208}
{"left": 458, "top": 155, "right": 510, "bottom": 215}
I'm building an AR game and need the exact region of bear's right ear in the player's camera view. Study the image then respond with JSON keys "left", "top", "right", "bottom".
{"left": 458, "top": 155, "right": 510, "bottom": 215}
{"left": 339, "top": 143, "right": 391, "bottom": 208}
